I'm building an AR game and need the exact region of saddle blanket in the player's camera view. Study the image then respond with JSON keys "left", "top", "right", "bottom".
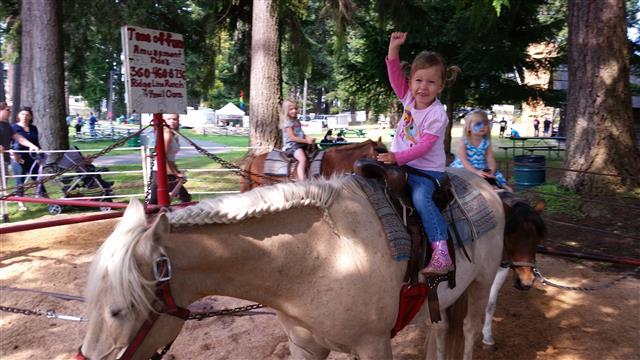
{"left": 263, "top": 150, "right": 324, "bottom": 178}
{"left": 447, "top": 172, "right": 498, "bottom": 246}
{"left": 353, "top": 172, "right": 498, "bottom": 261}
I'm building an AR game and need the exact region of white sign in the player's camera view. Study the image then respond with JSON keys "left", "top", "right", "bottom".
{"left": 121, "top": 26, "right": 187, "bottom": 114}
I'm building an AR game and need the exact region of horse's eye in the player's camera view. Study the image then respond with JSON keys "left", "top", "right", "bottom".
{"left": 110, "top": 308, "right": 123, "bottom": 318}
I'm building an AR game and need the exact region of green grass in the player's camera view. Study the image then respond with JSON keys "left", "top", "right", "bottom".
{"left": 181, "top": 130, "right": 249, "bottom": 148}
{"left": 524, "top": 183, "right": 583, "bottom": 216}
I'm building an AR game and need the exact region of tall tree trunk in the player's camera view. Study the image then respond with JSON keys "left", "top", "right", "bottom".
{"left": 0, "top": 38, "right": 5, "bottom": 103}
{"left": 249, "top": 0, "right": 281, "bottom": 155}
{"left": 563, "top": 0, "right": 640, "bottom": 192}
{"left": 29, "top": 0, "right": 68, "bottom": 155}
{"left": 11, "top": 63, "right": 21, "bottom": 123}
{"left": 20, "top": 0, "right": 34, "bottom": 108}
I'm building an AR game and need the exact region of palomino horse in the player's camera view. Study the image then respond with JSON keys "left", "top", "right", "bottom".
{"left": 481, "top": 191, "right": 546, "bottom": 352}
{"left": 239, "top": 139, "right": 386, "bottom": 191}
{"left": 80, "top": 169, "right": 504, "bottom": 360}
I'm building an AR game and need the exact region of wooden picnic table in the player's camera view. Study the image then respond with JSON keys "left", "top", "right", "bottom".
{"left": 500, "top": 136, "right": 566, "bottom": 158}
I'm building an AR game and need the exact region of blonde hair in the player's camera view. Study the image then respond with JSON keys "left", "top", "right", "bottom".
{"left": 410, "top": 51, "right": 461, "bottom": 87}
{"left": 463, "top": 110, "right": 492, "bottom": 142}
{"left": 280, "top": 99, "right": 298, "bottom": 129}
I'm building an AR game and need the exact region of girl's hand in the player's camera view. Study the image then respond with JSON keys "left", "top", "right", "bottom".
{"left": 389, "top": 32, "right": 407, "bottom": 48}
{"left": 377, "top": 152, "right": 397, "bottom": 164}
{"left": 388, "top": 32, "right": 407, "bottom": 60}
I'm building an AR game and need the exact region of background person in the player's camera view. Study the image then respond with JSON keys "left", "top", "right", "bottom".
{"left": 75, "top": 114, "right": 84, "bottom": 135}
{"left": 88, "top": 112, "right": 97, "bottom": 138}
{"left": 543, "top": 118, "right": 552, "bottom": 137}
{"left": 281, "top": 99, "right": 315, "bottom": 181}
{"left": 149, "top": 113, "right": 191, "bottom": 205}
{"left": 499, "top": 117, "right": 507, "bottom": 138}
{"left": 377, "top": 32, "right": 460, "bottom": 275}
{"left": 0, "top": 103, "right": 40, "bottom": 197}
{"left": 533, "top": 117, "right": 540, "bottom": 137}
{"left": 10, "top": 106, "right": 46, "bottom": 209}
{"left": 449, "top": 110, "right": 512, "bottom": 191}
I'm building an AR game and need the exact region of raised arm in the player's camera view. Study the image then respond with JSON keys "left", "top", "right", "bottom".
{"left": 386, "top": 32, "right": 409, "bottom": 99}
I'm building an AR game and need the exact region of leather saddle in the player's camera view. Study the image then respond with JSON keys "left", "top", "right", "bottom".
{"left": 353, "top": 158, "right": 457, "bottom": 326}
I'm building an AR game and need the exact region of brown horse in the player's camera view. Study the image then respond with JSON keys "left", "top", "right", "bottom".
{"left": 240, "top": 138, "right": 386, "bottom": 191}
{"left": 481, "top": 191, "right": 546, "bottom": 351}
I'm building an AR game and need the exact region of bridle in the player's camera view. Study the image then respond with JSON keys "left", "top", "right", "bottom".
{"left": 77, "top": 256, "right": 190, "bottom": 360}
{"left": 501, "top": 259, "right": 536, "bottom": 270}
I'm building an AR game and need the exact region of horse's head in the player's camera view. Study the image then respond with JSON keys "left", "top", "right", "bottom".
{"left": 80, "top": 199, "right": 187, "bottom": 359}
{"left": 503, "top": 199, "right": 546, "bottom": 290}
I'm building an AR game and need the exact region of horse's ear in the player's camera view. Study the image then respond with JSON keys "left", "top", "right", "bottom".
{"left": 149, "top": 213, "right": 170, "bottom": 244}
{"left": 533, "top": 200, "right": 545, "bottom": 214}
{"left": 502, "top": 200, "right": 512, "bottom": 218}
{"left": 114, "top": 197, "right": 146, "bottom": 233}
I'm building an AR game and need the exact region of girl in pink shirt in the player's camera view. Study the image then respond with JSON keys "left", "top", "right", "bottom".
{"left": 378, "top": 32, "right": 460, "bottom": 275}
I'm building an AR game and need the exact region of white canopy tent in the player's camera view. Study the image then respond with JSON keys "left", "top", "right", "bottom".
{"left": 216, "top": 102, "right": 245, "bottom": 127}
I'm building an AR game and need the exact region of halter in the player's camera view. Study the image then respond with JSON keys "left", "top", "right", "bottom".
{"left": 500, "top": 259, "right": 536, "bottom": 269}
{"left": 77, "top": 256, "right": 190, "bottom": 360}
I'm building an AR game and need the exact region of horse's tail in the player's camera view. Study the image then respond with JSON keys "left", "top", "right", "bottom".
{"left": 424, "top": 289, "right": 468, "bottom": 360}
{"left": 444, "top": 289, "right": 467, "bottom": 359}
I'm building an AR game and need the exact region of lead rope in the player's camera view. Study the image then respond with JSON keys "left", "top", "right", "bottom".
{"left": 533, "top": 266, "right": 638, "bottom": 292}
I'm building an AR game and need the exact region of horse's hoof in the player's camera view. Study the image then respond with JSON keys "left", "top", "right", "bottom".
{"left": 483, "top": 343, "right": 497, "bottom": 352}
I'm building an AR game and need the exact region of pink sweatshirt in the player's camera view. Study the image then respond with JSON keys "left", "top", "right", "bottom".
{"left": 386, "top": 57, "right": 448, "bottom": 172}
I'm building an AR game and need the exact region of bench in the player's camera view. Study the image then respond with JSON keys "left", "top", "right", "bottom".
{"left": 498, "top": 145, "right": 564, "bottom": 158}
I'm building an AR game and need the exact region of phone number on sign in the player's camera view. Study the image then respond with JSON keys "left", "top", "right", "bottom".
{"left": 130, "top": 66, "right": 185, "bottom": 80}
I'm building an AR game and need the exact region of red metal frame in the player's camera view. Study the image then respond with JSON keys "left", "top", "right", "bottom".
{"left": 153, "top": 113, "right": 170, "bottom": 207}
{"left": 4, "top": 196, "right": 132, "bottom": 209}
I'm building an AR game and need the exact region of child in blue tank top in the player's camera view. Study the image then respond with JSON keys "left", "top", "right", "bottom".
{"left": 450, "top": 110, "right": 512, "bottom": 191}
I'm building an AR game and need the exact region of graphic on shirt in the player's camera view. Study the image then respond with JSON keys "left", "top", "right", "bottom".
{"left": 400, "top": 106, "right": 419, "bottom": 145}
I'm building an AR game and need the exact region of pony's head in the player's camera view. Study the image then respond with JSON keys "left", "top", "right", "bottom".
{"left": 501, "top": 194, "right": 547, "bottom": 290}
{"left": 80, "top": 198, "right": 185, "bottom": 359}
{"left": 321, "top": 138, "right": 387, "bottom": 176}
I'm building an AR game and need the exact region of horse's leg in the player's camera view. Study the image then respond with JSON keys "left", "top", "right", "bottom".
{"left": 352, "top": 335, "right": 392, "bottom": 360}
{"left": 424, "top": 313, "right": 449, "bottom": 360}
{"left": 462, "top": 281, "right": 491, "bottom": 360}
{"left": 481, "top": 266, "right": 509, "bottom": 351}
{"left": 277, "top": 313, "right": 330, "bottom": 360}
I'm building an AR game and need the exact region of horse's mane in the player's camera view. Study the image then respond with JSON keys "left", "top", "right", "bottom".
{"left": 86, "top": 200, "right": 158, "bottom": 316}
{"left": 85, "top": 177, "right": 365, "bottom": 318}
{"left": 168, "top": 175, "right": 361, "bottom": 226}
{"left": 325, "top": 139, "right": 375, "bottom": 152}
{"left": 499, "top": 192, "right": 547, "bottom": 241}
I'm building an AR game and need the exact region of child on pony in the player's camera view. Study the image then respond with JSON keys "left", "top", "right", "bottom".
{"left": 377, "top": 32, "right": 460, "bottom": 275}
{"left": 281, "top": 100, "right": 315, "bottom": 180}
{"left": 449, "top": 110, "right": 513, "bottom": 191}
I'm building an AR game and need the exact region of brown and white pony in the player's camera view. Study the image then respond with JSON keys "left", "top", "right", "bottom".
{"left": 481, "top": 191, "right": 546, "bottom": 351}
{"left": 80, "top": 170, "right": 504, "bottom": 360}
{"left": 239, "top": 139, "right": 386, "bottom": 191}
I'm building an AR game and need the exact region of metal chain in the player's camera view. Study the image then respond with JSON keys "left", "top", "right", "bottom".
{"left": 188, "top": 303, "right": 265, "bottom": 321}
{"left": 0, "top": 305, "right": 87, "bottom": 321}
{"left": 0, "top": 126, "right": 150, "bottom": 200}
{"left": 171, "top": 129, "right": 279, "bottom": 186}
{"left": 533, "top": 267, "right": 638, "bottom": 292}
{"left": 144, "top": 151, "right": 155, "bottom": 205}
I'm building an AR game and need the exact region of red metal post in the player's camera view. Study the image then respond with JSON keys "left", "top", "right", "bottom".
{"left": 154, "top": 113, "right": 170, "bottom": 207}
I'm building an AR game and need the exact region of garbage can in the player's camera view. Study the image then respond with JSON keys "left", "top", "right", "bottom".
{"left": 127, "top": 135, "right": 141, "bottom": 147}
{"left": 514, "top": 155, "right": 545, "bottom": 191}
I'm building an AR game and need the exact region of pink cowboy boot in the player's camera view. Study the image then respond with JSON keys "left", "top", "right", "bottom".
{"left": 421, "top": 240, "right": 454, "bottom": 275}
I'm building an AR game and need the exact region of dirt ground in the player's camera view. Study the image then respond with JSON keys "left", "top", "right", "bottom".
{"left": 1, "top": 208, "right": 639, "bottom": 360}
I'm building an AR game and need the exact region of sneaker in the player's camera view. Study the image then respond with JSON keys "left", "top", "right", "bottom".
{"left": 18, "top": 202, "right": 27, "bottom": 211}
